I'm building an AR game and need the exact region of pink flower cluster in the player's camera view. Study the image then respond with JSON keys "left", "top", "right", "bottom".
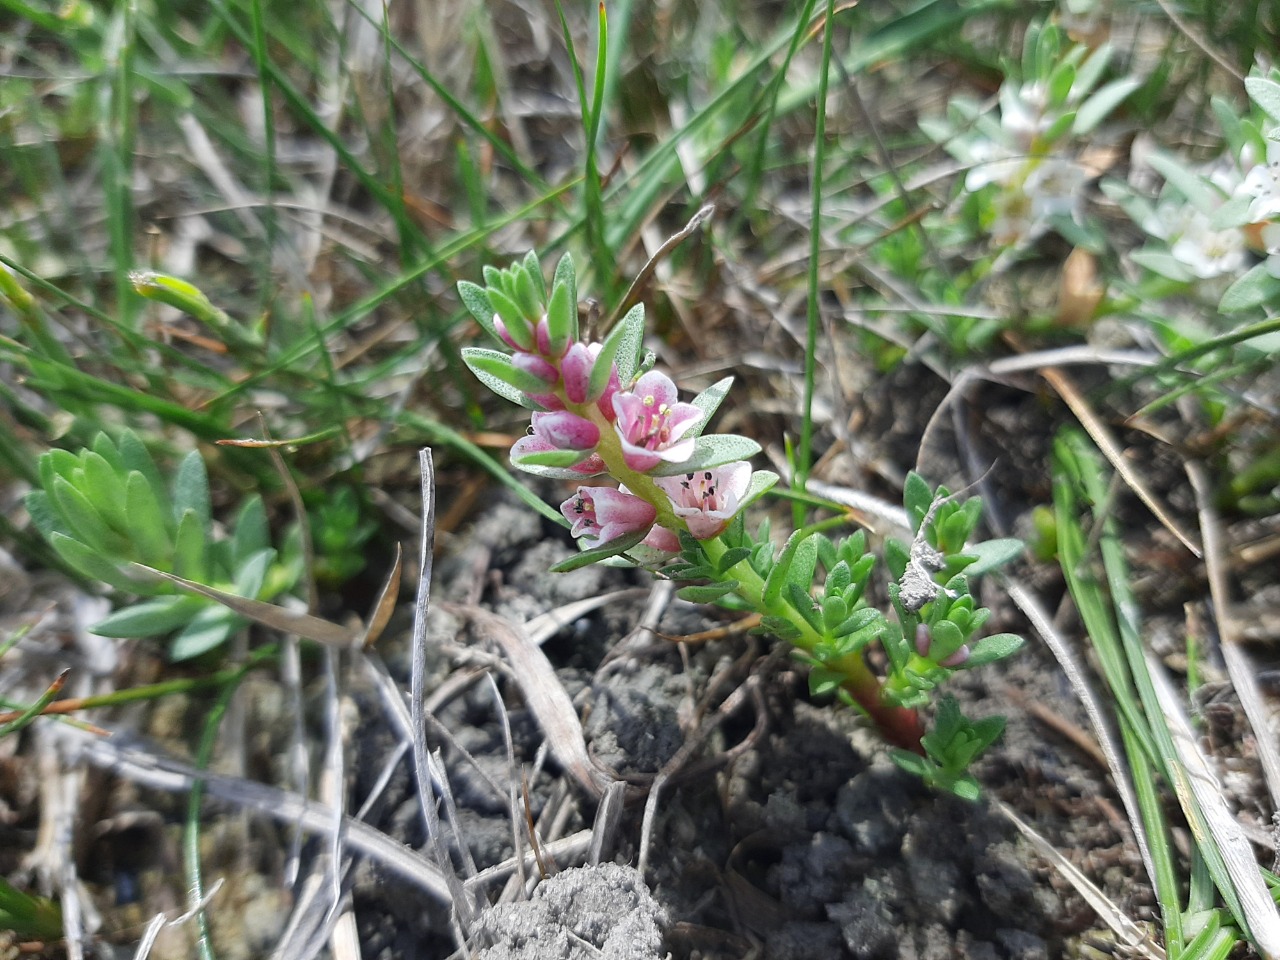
{"left": 462, "top": 259, "right": 762, "bottom": 556}
{"left": 508, "top": 351, "right": 748, "bottom": 549}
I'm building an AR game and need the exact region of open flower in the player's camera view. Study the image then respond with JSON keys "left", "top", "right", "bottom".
{"left": 560, "top": 486, "right": 656, "bottom": 545}
{"left": 1240, "top": 138, "right": 1280, "bottom": 223}
{"left": 611, "top": 371, "right": 701, "bottom": 472}
{"left": 655, "top": 461, "right": 751, "bottom": 540}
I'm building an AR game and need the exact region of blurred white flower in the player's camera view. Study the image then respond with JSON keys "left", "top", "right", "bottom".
{"left": 1168, "top": 210, "right": 1248, "bottom": 279}
{"left": 1239, "top": 138, "right": 1280, "bottom": 222}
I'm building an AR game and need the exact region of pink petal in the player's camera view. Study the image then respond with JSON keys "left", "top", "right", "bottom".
{"left": 535, "top": 411, "right": 600, "bottom": 451}
{"left": 560, "top": 486, "right": 656, "bottom": 544}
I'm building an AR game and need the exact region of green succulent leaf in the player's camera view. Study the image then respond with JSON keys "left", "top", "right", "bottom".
{"left": 50, "top": 533, "right": 153, "bottom": 594}
{"left": 91, "top": 432, "right": 124, "bottom": 471}
{"left": 677, "top": 581, "right": 740, "bottom": 603}
{"left": 172, "top": 451, "right": 211, "bottom": 530}
{"left": 51, "top": 476, "right": 120, "bottom": 555}
{"left": 715, "top": 547, "right": 753, "bottom": 574}
{"left": 230, "top": 495, "right": 269, "bottom": 568}
{"left": 461, "top": 347, "right": 550, "bottom": 406}
{"left": 512, "top": 448, "right": 594, "bottom": 469}
{"left": 169, "top": 604, "right": 240, "bottom": 661}
{"left": 125, "top": 471, "right": 173, "bottom": 563}
{"left": 172, "top": 508, "right": 208, "bottom": 583}
{"left": 903, "top": 473, "right": 934, "bottom": 531}
{"left": 457, "top": 280, "right": 499, "bottom": 339}
{"left": 649, "top": 435, "right": 762, "bottom": 477}
{"left": 24, "top": 491, "right": 61, "bottom": 542}
{"left": 964, "top": 633, "right": 1026, "bottom": 667}
{"left": 1246, "top": 76, "right": 1280, "bottom": 124}
{"left": 486, "top": 287, "right": 534, "bottom": 349}
{"left": 1219, "top": 262, "right": 1276, "bottom": 313}
{"left": 119, "top": 430, "right": 166, "bottom": 495}
{"left": 611, "top": 303, "right": 646, "bottom": 385}
{"left": 81, "top": 451, "right": 130, "bottom": 534}
{"left": 545, "top": 277, "right": 577, "bottom": 357}
{"left": 784, "top": 581, "right": 823, "bottom": 633}
{"left": 549, "top": 526, "right": 651, "bottom": 573}
{"left": 522, "top": 250, "right": 546, "bottom": 302}
{"left": 92, "top": 595, "right": 207, "bottom": 637}
{"left": 513, "top": 265, "right": 542, "bottom": 321}
{"left": 687, "top": 377, "right": 733, "bottom": 438}
{"left": 808, "top": 666, "right": 846, "bottom": 698}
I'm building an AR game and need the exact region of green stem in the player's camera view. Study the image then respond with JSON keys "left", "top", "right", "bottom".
{"left": 698, "top": 536, "right": 924, "bottom": 753}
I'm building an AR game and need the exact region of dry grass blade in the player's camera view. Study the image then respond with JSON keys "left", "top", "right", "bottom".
{"left": 1145, "top": 650, "right": 1280, "bottom": 960}
{"left": 361, "top": 543, "right": 403, "bottom": 649}
{"left": 1186, "top": 460, "right": 1280, "bottom": 811}
{"left": 993, "top": 800, "right": 1164, "bottom": 960}
{"left": 126, "top": 565, "right": 360, "bottom": 647}
{"left": 408, "top": 449, "right": 474, "bottom": 931}
{"left": 79, "top": 733, "right": 453, "bottom": 901}
{"left": 446, "top": 603, "right": 622, "bottom": 800}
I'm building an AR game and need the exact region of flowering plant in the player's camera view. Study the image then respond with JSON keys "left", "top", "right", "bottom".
{"left": 921, "top": 20, "right": 1139, "bottom": 258}
{"left": 460, "top": 253, "right": 1025, "bottom": 798}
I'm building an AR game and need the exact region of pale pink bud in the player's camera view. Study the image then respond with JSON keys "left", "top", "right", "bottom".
{"left": 533, "top": 411, "right": 599, "bottom": 450}
{"left": 560, "top": 342, "right": 597, "bottom": 404}
{"left": 512, "top": 353, "right": 559, "bottom": 386}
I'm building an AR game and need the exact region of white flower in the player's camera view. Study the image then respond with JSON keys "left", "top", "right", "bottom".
{"left": 1169, "top": 212, "right": 1247, "bottom": 279}
{"left": 1239, "top": 138, "right": 1280, "bottom": 223}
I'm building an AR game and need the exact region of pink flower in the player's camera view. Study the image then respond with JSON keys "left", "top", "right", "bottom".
{"left": 560, "top": 486, "right": 656, "bottom": 545}
{"left": 654, "top": 461, "right": 751, "bottom": 539}
{"left": 561, "top": 342, "right": 622, "bottom": 419}
{"left": 611, "top": 371, "right": 701, "bottom": 471}
{"left": 512, "top": 413, "right": 604, "bottom": 473}
{"left": 641, "top": 525, "right": 681, "bottom": 554}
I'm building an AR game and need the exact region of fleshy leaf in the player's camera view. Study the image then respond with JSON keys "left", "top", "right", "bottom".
{"left": 508, "top": 461, "right": 607, "bottom": 480}
{"left": 522, "top": 250, "right": 546, "bottom": 302}
{"left": 119, "top": 430, "right": 165, "bottom": 495}
{"left": 231, "top": 495, "right": 269, "bottom": 568}
{"left": 169, "top": 604, "right": 240, "bottom": 661}
{"left": 963, "top": 633, "right": 1026, "bottom": 667}
{"left": 172, "top": 450, "right": 211, "bottom": 529}
{"left": 462, "top": 347, "right": 552, "bottom": 404}
{"left": 92, "top": 595, "right": 207, "bottom": 638}
{"left": 649, "top": 434, "right": 761, "bottom": 476}
{"left": 125, "top": 471, "right": 173, "bottom": 562}
{"left": 687, "top": 377, "right": 733, "bottom": 438}
{"left": 1245, "top": 76, "right": 1280, "bottom": 124}
{"left": 587, "top": 306, "right": 641, "bottom": 401}
{"left": 677, "top": 581, "right": 740, "bottom": 603}
{"left": 545, "top": 277, "right": 577, "bottom": 357}
{"left": 736, "top": 469, "right": 778, "bottom": 514}
{"left": 611, "top": 303, "right": 646, "bottom": 385}
{"left": 553, "top": 253, "right": 576, "bottom": 319}
{"left": 50, "top": 533, "right": 153, "bottom": 593}
{"left": 51, "top": 476, "right": 117, "bottom": 555}
{"left": 549, "top": 526, "right": 651, "bottom": 572}
{"left": 486, "top": 287, "right": 534, "bottom": 350}
{"left": 172, "top": 508, "right": 208, "bottom": 583}
{"left": 457, "top": 280, "right": 499, "bottom": 339}
{"left": 963, "top": 538, "right": 1024, "bottom": 575}
{"left": 81, "top": 451, "right": 128, "bottom": 533}
{"left": 512, "top": 448, "right": 593, "bottom": 469}
{"left": 1219, "top": 262, "right": 1276, "bottom": 313}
